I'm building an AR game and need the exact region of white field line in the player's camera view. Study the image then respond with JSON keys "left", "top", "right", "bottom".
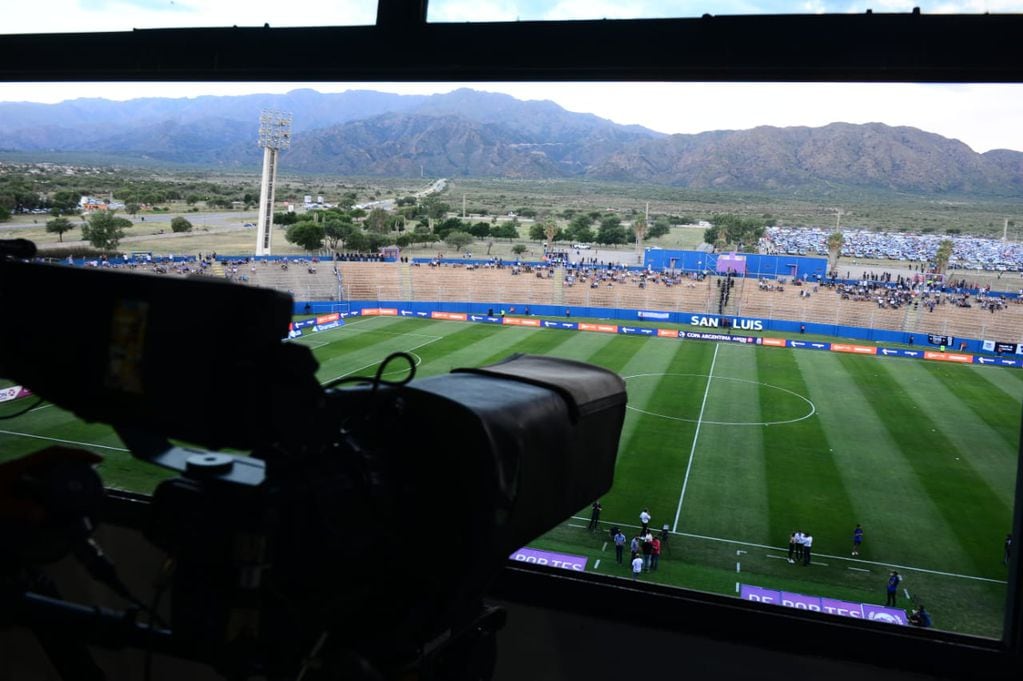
{"left": 568, "top": 524, "right": 586, "bottom": 529}
{"left": 736, "top": 562, "right": 741, "bottom": 573}
{"left": 904, "top": 588, "right": 912, "bottom": 599}
{"left": 594, "top": 559, "right": 601, "bottom": 569}
{"left": 602, "top": 542, "right": 608, "bottom": 551}
{"left": 673, "top": 343, "right": 719, "bottom": 533}
{"left": 736, "top": 582, "right": 740, "bottom": 593}
{"left": 0, "top": 429, "right": 129, "bottom": 452}
{"left": 849, "top": 567, "right": 871, "bottom": 573}
{"left": 29, "top": 403, "right": 54, "bottom": 412}
{"left": 574, "top": 515, "right": 1005, "bottom": 585}
{"left": 320, "top": 335, "right": 442, "bottom": 386}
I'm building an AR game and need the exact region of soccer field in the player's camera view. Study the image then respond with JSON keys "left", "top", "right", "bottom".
{"left": 1, "top": 314, "right": 1019, "bottom": 638}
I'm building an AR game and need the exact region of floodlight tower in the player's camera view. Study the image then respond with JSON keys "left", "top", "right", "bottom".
{"left": 255, "top": 110, "right": 292, "bottom": 256}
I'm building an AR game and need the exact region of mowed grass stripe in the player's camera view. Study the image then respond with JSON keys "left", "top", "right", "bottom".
{"left": 475, "top": 325, "right": 619, "bottom": 367}
{"left": 678, "top": 344, "right": 772, "bottom": 541}
{"left": 311, "top": 317, "right": 447, "bottom": 381}
{"left": 793, "top": 351, "right": 964, "bottom": 571}
{"left": 894, "top": 361, "right": 1018, "bottom": 507}
{"left": 585, "top": 333, "right": 687, "bottom": 519}
{"left": 755, "top": 347, "right": 856, "bottom": 558}
{"left": 402, "top": 323, "right": 534, "bottom": 376}
{"left": 613, "top": 342, "right": 714, "bottom": 534}
{"left": 839, "top": 354, "right": 1010, "bottom": 577}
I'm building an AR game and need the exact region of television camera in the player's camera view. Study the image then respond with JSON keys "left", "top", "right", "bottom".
{"left": 0, "top": 240, "right": 627, "bottom": 680}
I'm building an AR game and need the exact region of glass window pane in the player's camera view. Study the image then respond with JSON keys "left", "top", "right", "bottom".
{"left": 428, "top": 1, "right": 1023, "bottom": 22}
{"left": 2, "top": 0, "right": 377, "bottom": 36}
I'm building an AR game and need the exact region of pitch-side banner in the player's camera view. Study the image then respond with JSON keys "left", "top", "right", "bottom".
{"left": 740, "top": 584, "right": 907, "bottom": 625}
{"left": 509, "top": 547, "right": 587, "bottom": 572}
{"left": 787, "top": 340, "right": 830, "bottom": 351}
{"left": 0, "top": 385, "right": 32, "bottom": 403}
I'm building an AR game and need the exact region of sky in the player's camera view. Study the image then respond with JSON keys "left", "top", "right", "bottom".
{"left": 3, "top": 82, "right": 1023, "bottom": 154}
{"left": 4, "top": 2, "right": 1023, "bottom": 153}
{"left": 6, "top": 0, "right": 1023, "bottom": 34}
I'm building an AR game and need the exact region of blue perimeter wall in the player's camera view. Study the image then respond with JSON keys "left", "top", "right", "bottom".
{"left": 642, "top": 250, "right": 829, "bottom": 280}
{"left": 294, "top": 299, "right": 1022, "bottom": 361}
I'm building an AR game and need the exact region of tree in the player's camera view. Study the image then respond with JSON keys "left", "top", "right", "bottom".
{"left": 596, "top": 216, "right": 628, "bottom": 245}
{"left": 444, "top": 230, "right": 474, "bottom": 251}
{"left": 826, "top": 231, "right": 845, "bottom": 273}
{"left": 412, "top": 223, "right": 436, "bottom": 248}
{"left": 647, "top": 217, "right": 671, "bottom": 239}
{"left": 0, "top": 205, "right": 10, "bottom": 222}
{"left": 528, "top": 223, "right": 546, "bottom": 241}
{"left": 323, "top": 219, "right": 355, "bottom": 251}
{"left": 543, "top": 218, "right": 561, "bottom": 248}
{"left": 125, "top": 202, "right": 141, "bottom": 216}
{"left": 364, "top": 208, "right": 393, "bottom": 234}
{"left": 434, "top": 217, "right": 465, "bottom": 240}
{"left": 346, "top": 230, "right": 371, "bottom": 252}
{"left": 273, "top": 211, "right": 299, "bottom": 225}
{"left": 286, "top": 221, "right": 326, "bottom": 251}
{"left": 468, "top": 222, "right": 491, "bottom": 238}
{"left": 631, "top": 215, "right": 648, "bottom": 259}
{"left": 170, "top": 216, "right": 193, "bottom": 233}
{"left": 491, "top": 223, "right": 519, "bottom": 240}
{"left": 50, "top": 190, "right": 80, "bottom": 216}
{"left": 82, "top": 211, "right": 132, "bottom": 251}
{"left": 703, "top": 214, "right": 770, "bottom": 251}
{"left": 563, "top": 216, "right": 595, "bottom": 244}
{"left": 512, "top": 244, "right": 528, "bottom": 256}
{"left": 46, "top": 216, "right": 74, "bottom": 242}
{"left": 934, "top": 238, "right": 954, "bottom": 274}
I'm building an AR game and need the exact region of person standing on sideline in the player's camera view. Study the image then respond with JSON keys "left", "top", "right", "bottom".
{"left": 630, "top": 535, "right": 640, "bottom": 561}
{"left": 631, "top": 554, "right": 644, "bottom": 580}
{"left": 641, "top": 534, "right": 654, "bottom": 571}
{"left": 640, "top": 508, "right": 651, "bottom": 534}
{"left": 802, "top": 532, "right": 814, "bottom": 566}
{"left": 613, "top": 529, "right": 626, "bottom": 564}
{"left": 788, "top": 531, "right": 797, "bottom": 564}
{"left": 886, "top": 571, "right": 902, "bottom": 606}
{"left": 794, "top": 530, "right": 805, "bottom": 563}
{"left": 588, "top": 500, "right": 602, "bottom": 531}
{"left": 852, "top": 524, "right": 864, "bottom": 556}
{"left": 651, "top": 536, "right": 661, "bottom": 571}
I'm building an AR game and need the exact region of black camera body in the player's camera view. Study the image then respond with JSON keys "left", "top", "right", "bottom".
{"left": 0, "top": 254, "right": 627, "bottom": 679}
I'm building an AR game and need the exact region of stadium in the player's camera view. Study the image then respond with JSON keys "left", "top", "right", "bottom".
{"left": 2, "top": 244, "right": 1018, "bottom": 642}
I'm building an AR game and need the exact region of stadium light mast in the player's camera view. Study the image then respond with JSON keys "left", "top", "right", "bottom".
{"left": 255, "top": 110, "right": 292, "bottom": 256}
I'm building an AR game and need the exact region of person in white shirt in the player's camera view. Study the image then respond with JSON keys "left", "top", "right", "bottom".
{"left": 794, "top": 531, "right": 806, "bottom": 562}
{"left": 639, "top": 508, "right": 651, "bottom": 533}
{"left": 631, "top": 555, "right": 644, "bottom": 580}
{"left": 802, "top": 533, "right": 814, "bottom": 566}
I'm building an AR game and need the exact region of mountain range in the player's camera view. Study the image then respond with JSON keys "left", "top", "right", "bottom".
{"left": 2, "top": 88, "right": 1021, "bottom": 197}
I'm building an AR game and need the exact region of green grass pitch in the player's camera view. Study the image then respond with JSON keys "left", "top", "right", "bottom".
{"left": 1, "top": 314, "right": 1019, "bottom": 638}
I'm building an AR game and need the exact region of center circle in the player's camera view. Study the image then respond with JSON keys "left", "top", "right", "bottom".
{"left": 622, "top": 372, "right": 816, "bottom": 427}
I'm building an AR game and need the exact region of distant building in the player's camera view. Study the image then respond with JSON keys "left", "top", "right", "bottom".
{"left": 78, "top": 195, "right": 108, "bottom": 212}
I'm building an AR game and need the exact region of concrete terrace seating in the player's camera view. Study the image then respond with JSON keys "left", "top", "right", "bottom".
{"left": 405, "top": 265, "right": 559, "bottom": 305}
{"left": 244, "top": 262, "right": 340, "bottom": 300}
{"left": 338, "top": 261, "right": 402, "bottom": 301}
{"left": 287, "top": 262, "right": 1023, "bottom": 341}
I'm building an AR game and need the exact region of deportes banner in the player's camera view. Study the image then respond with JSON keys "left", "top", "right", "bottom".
{"left": 0, "top": 385, "right": 32, "bottom": 403}
{"left": 740, "top": 585, "right": 907, "bottom": 625}
{"left": 509, "top": 547, "right": 588, "bottom": 572}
